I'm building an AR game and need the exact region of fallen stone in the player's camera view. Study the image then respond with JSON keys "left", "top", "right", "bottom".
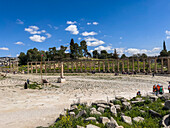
{"left": 164, "top": 100, "right": 170, "bottom": 110}
{"left": 77, "top": 125, "right": 85, "bottom": 128}
{"left": 90, "top": 107, "right": 96, "bottom": 111}
{"left": 97, "top": 107, "right": 105, "bottom": 113}
{"left": 106, "top": 117, "right": 119, "bottom": 128}
{"left": 93, "top": 100, "right": 108, "bottom": 105}
{"left": 85, "top": 117, "right": 96, "bottom": 122}
{"left": 149, "top": 110, "right": 162, "bottom": 118}
{"left": 162, "top": 114, "right": 170, "bottom": 127}
{"left": 140, "top": 110, "right": 145, "bottom": 113}
{"left": 86, "top": 124, "right": 100, "bottom": 128}
{"left": 115, "top": 126, "right": 124, "bottom": 128}
{"left": 97, "top": 104, "right": 110, "bottom": 109}
{"left": 121, "top": 115, "right": 132, "bottom": 125}
{"left": 90, "top": 110, "right": 102, "bottom": 115}
{"left": 76, "top": 110, "right": 87, "bottom": 118}
{"left": 131, "top": 100, "right": 145, "bottom": 104}
{"left": 120, "top": 98, "right": 127, "bottom": 102}
{"left": 69, "top": 112, "right": 75, "bottom": 117}
{"left": 115, "top": 96, "right": 124, "bottom": 100}
{"left": 122, "top": 102, "right": 131, "bottom": 109}
{"left": 110, "top": 106, "right": 117, "bottom": 116}
{"left": 114, "top": 105, "right": 121, "bottom": 112}
{"left": 133, "top": 116, "right": 144, "bottom": 122}
{"left": 136, "top": 98, "right": 143, "bottom": 101}
{"left": 161, "top": 93, "right": 170, "bottom": 100}
{"left": 149, "top": 95, "right": 158, "bottom": 101}
{"left": 100, "top": 117, "right": 110, "bottom": 124}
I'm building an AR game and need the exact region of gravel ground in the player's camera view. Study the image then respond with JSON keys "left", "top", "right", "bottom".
{"left": 0, "top": 73, "right": 169, "bottom": 128}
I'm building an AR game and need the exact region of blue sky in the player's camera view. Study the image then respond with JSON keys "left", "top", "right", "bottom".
{"left": 0, "top": 0, "right": 170, "bottom": 57}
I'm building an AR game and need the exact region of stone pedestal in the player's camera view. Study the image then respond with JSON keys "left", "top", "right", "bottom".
{"left": 58, "top": 77, "right": 66, "bottom": 83}
{"left": 58, "top": 62, "right": 66, "bottom": 83}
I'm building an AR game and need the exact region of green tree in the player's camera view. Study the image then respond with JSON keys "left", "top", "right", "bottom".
{"left": 70, "top": 39, "right": 75, "bottom": 59}
{"left": 163, "top": 40, "right": 167, "bottom": 51}
{"left": 80, "top": 40, "right": 88, "bottom": 56}
{"left": 100, "top": 50, "right": 108, "bottom": 59}
{"left": 112, "top": 49, "right": 119, "bottom": 59}
{"left": 92, "top": 50, "right": 99, "bottom": 58}
{"left": 18, "top": 52, "right": 27, "bottom": 65}
{"left": 120, "top": 54, "right": 127, "bottom": 59}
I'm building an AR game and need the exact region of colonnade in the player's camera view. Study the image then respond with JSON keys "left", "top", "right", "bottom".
{"left": 0, "top": 61, "right": 18, "bottom": 73}
{"left": 27, "top": 57, "right": 170, "bottom": 74}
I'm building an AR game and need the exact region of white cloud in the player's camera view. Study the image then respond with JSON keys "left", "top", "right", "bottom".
{"left": 115, "top": 48, "right": 125, "bottom": 55}
{"left": 0, "top": 47, "right": 9, "bottom": 50}
{"left": 16, "top": 54, "right": 19, "bottom": 57}
{"left": 94, "top": 46, "right": 111, "bottom": 51}
{"left": 25, "top": 26, "right": 41, "bottom": 34}
{"left": 165, "top": 30, "right": 170, "bottom": 35}
{"left": 47, "top": 24, "right": 52, "bottom": 28}
{"left": 29, "top": 35, "right": 46, "bottom": 42}
{"left": 65, "top": 25, "right": 79, "bottom": 35}
{"left": 54, "top": 26, "right": 58, "bottom": 30}
{"left": 46, "top": 33, "right": 52, "bottom": 38}
{"left": 41, "top": 30, "right": 46, "bottom": 33}
{"left": 120, "top": 37, "right": 122, "bottom": 39}
{"left": 82, "top": 31, "right": 98, "bottom": 36}
{"left": 67, "top": 21, "right": 77, "bottom": 24}
{"left": 16, "top": 19, "right": 24, "bottom": 24}
{"left": 87, "top": 23, "right": 91, "bottom": 25}
{"left": 7, "top": 55, "right": 11, "bottom": 57}
{"left": 166, "top": 36, "right": 170, "bottom": 39}
{"left": 15, "top": 42, "right": 24, "bottom": 45}
{"left": 78, "top": 37, "right": 81, "bottom": 40}
{"left": 93, "top": 22, "right": 99, "bottom": 25}
{"left": 152, "top": 47, "right": 161, "bottom": 51}
{"left": 85, "top": 37, "right": 105, "bottom": 46}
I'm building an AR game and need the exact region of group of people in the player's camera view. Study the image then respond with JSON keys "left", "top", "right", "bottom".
{"left": 24, "top": 79, "right": 29, "bottom": 89}
{"left": 153, "top": 84, "right": 164, "bottom": 95}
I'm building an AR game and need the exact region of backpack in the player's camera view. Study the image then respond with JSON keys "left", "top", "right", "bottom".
{"left": 168, "top": 85, "right": 170, "bottom": 90}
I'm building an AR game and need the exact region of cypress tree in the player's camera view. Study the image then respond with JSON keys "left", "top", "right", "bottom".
{"left": 163, "top": 41, "right": 167, "bottom": 51}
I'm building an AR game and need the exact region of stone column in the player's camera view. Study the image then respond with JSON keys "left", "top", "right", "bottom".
{"left": 103, "top": 61, "right": 105, "bottom": 72}
{"left": 93, "top": 61, "right": 96, "bottom": 72}
{"left": 85, "top": 61, "right": 87, "bottom": 72}
{"left": 112, "top": 60, "right": 115, "bottom": 73}
{"left": 132, "top": 59, "right": 135, "bottom": 72}
{"left": 122, "top": 60, "right": 124, "bottom": 72}
{"left": 117, "top": 59, "right": 119, "bottom": 72}
{"left": 143, "top": 59, "right": 146, "bottom": 73}
{"left": 80, "top": 61, "right": 83, "bottom": 72}
{"left": 98, "top": 61, "right": 100, "bottom": 72}
{"left": 76, "top": 61, "right": 78, "bottom": 72}
{"left": 137, "top": 59, "right": 140, "bottom": 72}
{"left": 31, "top": 62, "right": 33, "bottom": 74}
{"left": 127, "top": 59, "right": 129, "bottom": 72}
{"left": 16, "top": 61, "right": 18, "bottom": 72}
{"left": 10, "top": 62, "right": 12, "bottom": 73}
{"left": 45, "top": 62, "right": 47, "bottom": 73}
{"left": 60, "top": 62, "right": 64, "bottom": 78}
{"left": 49, "top": 62, "right": 52, "bottom": 73}
{"left": 53, "top": 62, "right": 56, "bottom": 73}
{"left": 27, "top": 62, "right": 29, "bottom": 74}
{"left": 154, "top": 58, "right": 157, "bottom": 73}
{"left": 107, "top": 61, "right": 110, "bottom": 72}
{"left": 35, "top": 62, "right": 37, "bottom": 73}
{"left": 148, "top": 58, "right": 151, "bottom": 73}
{"left": 161, "top": 58, "right": 164, "bottom": 73}
{"left": 168, "top": 58, "right": 170, "bottom": 73}
{"left": 67, "top": 62, "right": 69, "bottom": 72}
{"left": 90, "top": 61, "right": 92, "bottom": 72}
{"left": 71, "top": 61, "right": 74, "bottom": 72}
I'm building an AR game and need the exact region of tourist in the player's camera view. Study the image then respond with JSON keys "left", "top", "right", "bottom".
{"left": 159, "top": 86, "right": 164, "bottom": 94}
{"left": 157, "top": 84, "right": 160, "bottom": 93}
{"left": 152, "top": 72, "right": 155, "bottom": 77}
{"left": 168, "top": 82, "right": 170, "bottom": 93}
{"left": 24, "top": 82, "right": 27, "bottom": 89}
{"left": 153, "top": 84, "right": 156, "bottom": 93}
{"left": 137, "top": 91, "right": 141, "bottom": 96}
{"left": 155, "top": 87, "right": 158, "bottom": 96}
{"left": 27, "top": 79, "right": 29, "bottom": 84}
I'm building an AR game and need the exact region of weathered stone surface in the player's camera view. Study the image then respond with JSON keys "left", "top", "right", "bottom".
{"left": 162, "top": 114, "right": 170, "bottom": 127}
{"left": 85, "top": 117, "right": 96, "bottom": 122}
{"left": 164, "top": 100, "right": 170, "bottom": 110}
{"left": 115, "top": 126, "right": 124, "bottom": 128}
{"left": 114, "top": 105, "right": 121, "bottom": 112}
{"left": 97, "top": 104, "right": 110, "bottom": 109}
{"left": 149, "top": 95, "right": 158, "bottom": 101}
{"left": 77, "top": 125, "right": 85, "bottom": 128}
{"left": 90, "top": 107, "right": 96, "bottom": 111}
{"left": 106, "top": 117, "right": 119, "bottom": 128}
{"left": 100, "top": 117, "right": 110, "bottom": 124}
{"left": 115, "top": 96, "right": 124, "bottom": 100}
{"left": 131, "top": 100, "right": 145, "bottom": 104}
{"left": 69, "top": 111, "right": 75, "bottom": 117}
{"left": 161, "top": 93, "right": 170, "bottom": 100}
{"left": 70, "top": 105, "right": 78, "bottom": 111}
{"left": 90, "top": 109, "right": 102, "bottom": 115}
{"left": 110, "top": 106, "right": 117, "bottom": 116}
{"left": 120, "top": 98, "right": 127, "bottom": 102}
{"left": 86, "top": 124, "right": 100, "bottom": 128}
{"left": 121, "top": 115, "right": 132, "bottom": 125}
{"left": 122, "top": 102, "right": 131, "bottom": 109}
{"left": 76, "top": 110, "right": 87, "bottom": 118}
{"left": 136, "top": 98, "right": 143, "bottom": 101}
{"left": 93, "top": 100, "right": 108, "bottom": 105}
{"left": 97, "top": 107, "right": 105, "bottom": 113}
{"left": 149, "top": 110, "right": 162, "bottom": 118}
{"left": 133, "top": 116, "right": 144, "bottom": 122}
{"left": 140, "top": 110, "right": 145, "bottom": 113}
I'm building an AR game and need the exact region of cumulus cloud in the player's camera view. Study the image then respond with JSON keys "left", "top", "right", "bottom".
{"left": 85, "top": 37, "right": 105, "bottom": 46}
{"left": 87, "top": 23, "right": 91, "bottom": 25}
{"left": 165, "top": 30, "right": 170, "bottom": 35}
{"left": 0, "top": 47, "right": 9, "bottom": 50}
{"left": 25, "top": 26, "right": 41, "bottom": 34}
{"left": 65, "top": 25, "right": 79, "bottom": 35}
{"left": 120, "top": 37, "right": 122, "bottom": 39}
{"left": 67, "top": 21, "right": 77, "bottom": 24}
{"left": 46, "top": 33, "right": 52, "bottom": 38}
{"left": 78, "top": 37, "right": 82, "bottom": 40}
{"left": 15, "top": 42, "right": 24, "bottom": 45}
{"left": 93, "top": 22, "right": 99, "bottom": 25}
{"left": 166, "top": 36, "right": 170, "bottom": 39}
{"left": 29, "top": 35, "right": 46, "bottom": 42}
{"left": 82, "top": 31, "right": 98, "bottom": 36}
{"left": 115, "top": 48, "right": 125, "bottom": 55}
{"left": 16, "top": 19, "right": 24, "bottom": 24}
{"left": 94, "top": 46, "right": 111, "bottom": 51}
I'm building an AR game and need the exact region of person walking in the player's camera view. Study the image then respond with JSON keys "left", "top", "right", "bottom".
{"left": 27, "top": 79, "right": 29, "bottom": 84}
{"left": 168, "top": 82, "right": 170, "bottom": 93}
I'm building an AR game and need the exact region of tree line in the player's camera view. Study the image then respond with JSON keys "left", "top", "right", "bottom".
{"left": 18, "top": 39, "right": 169, "bottom": 65}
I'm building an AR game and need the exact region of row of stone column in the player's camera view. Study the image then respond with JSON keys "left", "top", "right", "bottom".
{"left": 0, "top": 61, "right": 18, "bottom": 73}
{"left": 27, "top": 58, "right": 170, "bottom": 74}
